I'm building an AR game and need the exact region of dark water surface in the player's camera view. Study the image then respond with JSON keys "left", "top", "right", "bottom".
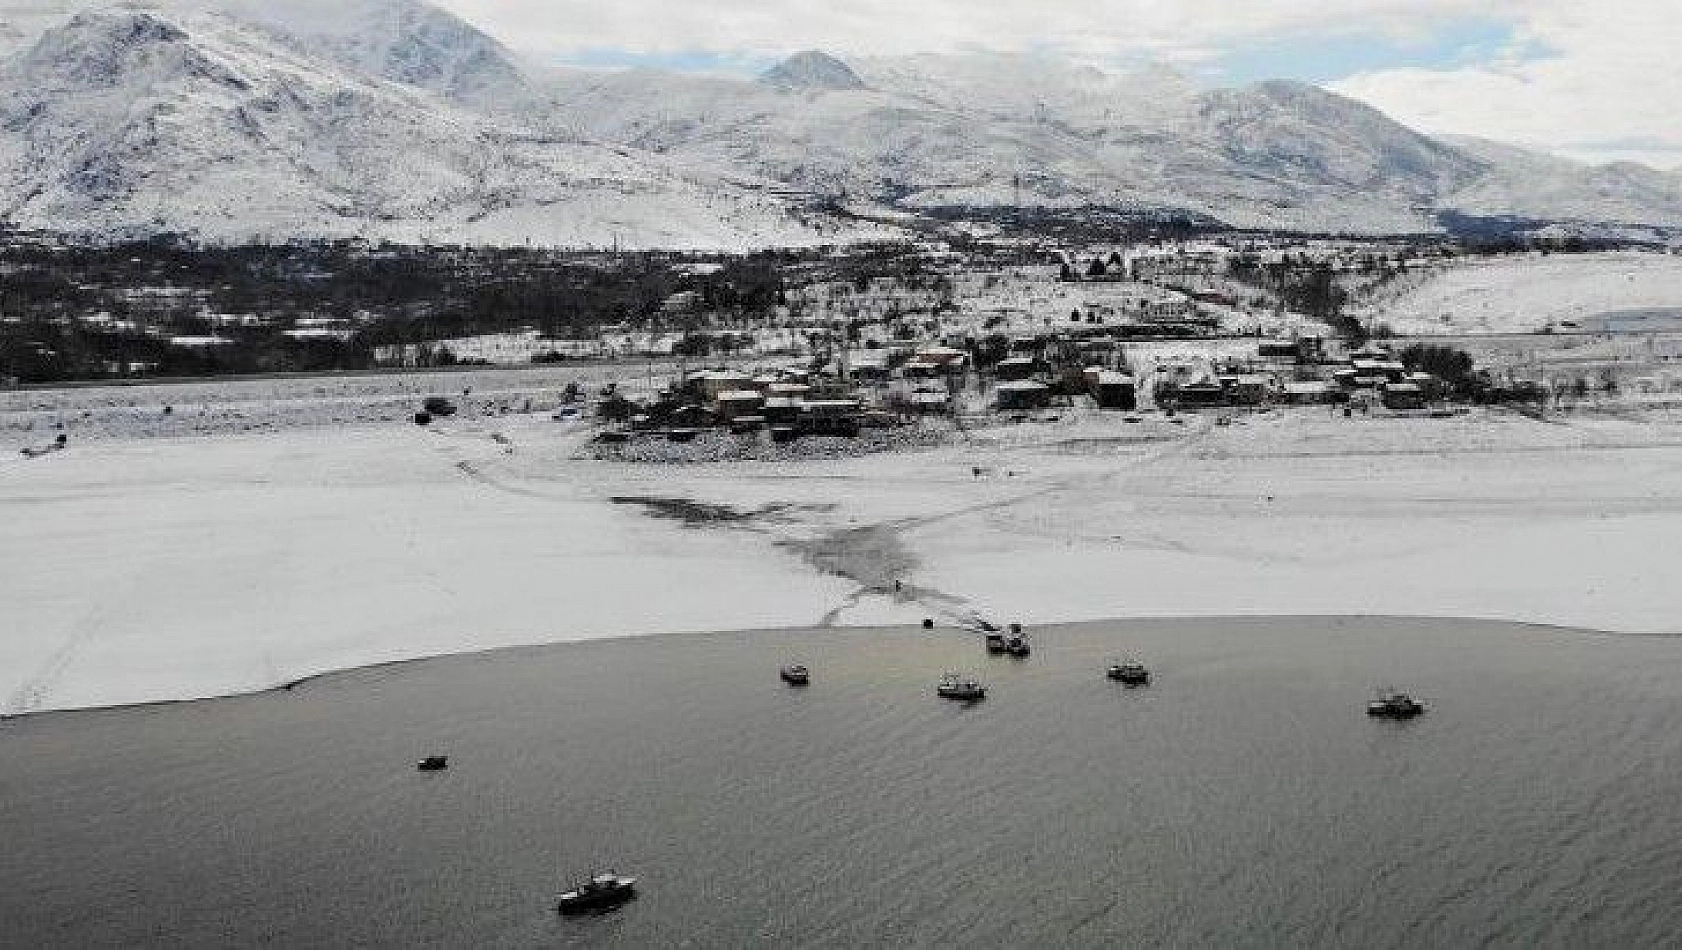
{"left": 6, "top": 617, "right": 1682, "bottom": 948}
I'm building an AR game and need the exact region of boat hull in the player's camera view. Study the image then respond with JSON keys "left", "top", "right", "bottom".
{"left": 558, "top": 882, "right": 637, "bottom": 915}
{"left": 1367, "top": 705, "right": 1424, "bottom": 718}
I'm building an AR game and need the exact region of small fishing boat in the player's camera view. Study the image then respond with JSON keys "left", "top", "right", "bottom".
{"left": 1367, "top": 690, "right": 1425, "bottom": 718}
{"left": 780, "top": 665, "right": 810, "bottom": 686}
{"left": 937, "top": 674, "right": 987, "bottom": 701}
{"left": 416, "top": 755, "right": 449, "bottom": 772}
{"left": 1107, "top": 662, "right": 1150, "bottom": 686}
{"left": 557, "top": 872, "right": 637, "bottom": 915}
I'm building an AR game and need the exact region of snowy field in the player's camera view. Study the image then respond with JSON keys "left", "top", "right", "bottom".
{"left": 0, "top": 420, "right": 854, "bottom": 714}
{"left": 1360, "top": 251, "right": 1682, "bottom": 335}
{"left": 0, "top": 363, "right": 684, "bottom": 444}
{"left": 7, "top": 394, "right": 1682, "bottom": 714}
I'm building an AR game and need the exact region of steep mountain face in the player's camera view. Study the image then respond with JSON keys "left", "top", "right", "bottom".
{"left": 0, "top": 0, "right": 530, "bottom": 104}
{"left": 1197, "top": 81, "right": 1479, "bottom": 198}
{"left": 201, "top": 0, "right": 531, "bottom": 107}
{"left": 0, "top": 10, "right": 868, "bottom": 247}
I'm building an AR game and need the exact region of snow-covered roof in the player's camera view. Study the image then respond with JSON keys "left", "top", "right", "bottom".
{"left": 1284, "top": 380, "right": 1334, "bottom": 394}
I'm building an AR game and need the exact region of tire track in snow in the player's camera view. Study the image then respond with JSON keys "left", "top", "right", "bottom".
{"left": 5, "top": 597, "right": 114, "bottom": 716}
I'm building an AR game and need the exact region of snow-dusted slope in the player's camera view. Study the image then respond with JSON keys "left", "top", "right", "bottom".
{"left": 0, "top": 9, "right": 878, "bottom": 248}
{"left": 1353, "top": 250, "right": 1682, "bottom": 335}
{"left": 197, "top": 0, "right": 531, "bottom": 108}
{"left": 1443, "top": 136, "right": 1682, "bottom": 230}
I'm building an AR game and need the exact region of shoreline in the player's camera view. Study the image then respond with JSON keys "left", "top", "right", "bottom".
{"left": 2, "top": 613, "right": 1665, "bottom": 725}
{"left": 9, "top": 407, "right": 1682, "bottom": 719}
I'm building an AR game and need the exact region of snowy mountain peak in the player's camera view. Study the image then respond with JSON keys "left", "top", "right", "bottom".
{"left": 182, "top": 0, "right": 529, "bottom": 105}
{"left": 760, "top": 50, "right": 866, "bottom": 91}
{"left": 14, "top": 10, "right": 213, "bottom": 91}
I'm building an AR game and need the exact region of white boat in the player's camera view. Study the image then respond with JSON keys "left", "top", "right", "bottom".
{"left": 937, "top": 674, "right": 987, "bottom": 701}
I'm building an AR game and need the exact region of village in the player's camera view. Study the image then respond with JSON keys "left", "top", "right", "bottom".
{"left": 405, "top": 239, "right": 1679, "bottom": 462}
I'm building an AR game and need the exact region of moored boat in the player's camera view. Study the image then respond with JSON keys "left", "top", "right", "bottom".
{"left": 984, "top": 633, "right": 1009, "bottom": 654}
{"left": 557, "top": 872, "right": 638, "bottom": 915}
{"left": 1107, "top": 662, "right": 1150, "bottom": 686}
{"left": 1367, "top": 690, "right": 1425, "bottom": 718}
{"left": 780, "top": 664, "right": 810, "bottom": 686}
{"left": 936, "top": 674, "right": 987, "bottom": 701}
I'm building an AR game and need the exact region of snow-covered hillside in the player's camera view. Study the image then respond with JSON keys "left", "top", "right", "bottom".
{"left": 199, "top": 0, "right": 532, "bottom": 108}
{"left": 539, "top": 57, "right": 1474, "bottom": 231}
{"left": 540, "top": 50, "right": 1682, "bottom": 234}
{"left": 0, "top": 1, "right": 1679, "bottom": 244}
{"left": 1355, "top": 251, "right": 1682, "bottom": 335}
{"left": 0, "top": 8, "right": 886, "bottom": 248}
{"left": 1443, "top": 136, "right": 1682, "bottom": 233}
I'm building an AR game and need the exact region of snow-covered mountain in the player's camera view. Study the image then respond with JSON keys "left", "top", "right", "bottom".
{"left": 1442, "top": 135, "right": 1682, "bottom": 231}
{"left": 542, "top": 50, "right": 1682, "bottom": 234}
{"left": 199, "top": 0, "right": 531, "bottom": 108}
{"left": 539, "top": 56, "right": 1472, "bottom": 231}
{"left": 0, "top": 6, "right": 881, "bottom": 247}
{"left": 0, "top": 1, "right": 1677, "bottom": 245}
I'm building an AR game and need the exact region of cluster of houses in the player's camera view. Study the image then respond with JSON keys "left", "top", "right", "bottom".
{"left": 598, "top": 328, "right": 1451, "bottom": 446}
{"left": 1149, "top": 340, "right": 1437, "bottom": 412}
{"left": 1335, "top": 344, "right": 1435, "bottom": 410}
{"left": 991, "top": 367, "right": 1138, "bottom": 413}
{"left": 678, "top": 367, "right": 869, "bottom": 437}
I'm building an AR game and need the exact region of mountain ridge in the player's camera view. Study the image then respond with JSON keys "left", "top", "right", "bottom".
{"left": 0, "top": 9, "right": 881, "bottom": 248}
{"left": 0, "top": 3, "right": 1675, "bottom": 246}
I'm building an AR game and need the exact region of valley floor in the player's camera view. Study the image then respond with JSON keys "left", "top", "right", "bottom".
{"left": 5, "top": 400, "right": 1682, "bottom": 714}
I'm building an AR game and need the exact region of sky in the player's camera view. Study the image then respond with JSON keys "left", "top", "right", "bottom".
{"left": 434, "top": 0, "right": 1680, "bottom": 170}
